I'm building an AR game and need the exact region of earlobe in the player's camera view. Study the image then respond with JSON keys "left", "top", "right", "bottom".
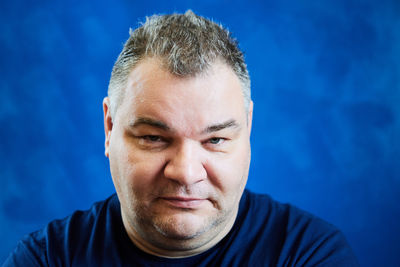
{"left": 103, "top": 97, "right": 113, "bottom": 158}
{"left": 247, "top": 101, "right": 254, "bottom": 135}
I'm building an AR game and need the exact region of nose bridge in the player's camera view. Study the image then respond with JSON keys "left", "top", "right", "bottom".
{"left": 164, "top": 140, "right": 206, "bottom": 185}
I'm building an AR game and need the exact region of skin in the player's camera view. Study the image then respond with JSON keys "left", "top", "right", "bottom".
{"left": 103, "top": 57, "right": 253, "bottom": 258}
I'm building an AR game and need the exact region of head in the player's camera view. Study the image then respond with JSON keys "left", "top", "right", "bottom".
{"left": 108, "top": 10, "right": 251, "bottom": 118}
{"left": 103, "top": 11, "right": 253, "bottom": 257}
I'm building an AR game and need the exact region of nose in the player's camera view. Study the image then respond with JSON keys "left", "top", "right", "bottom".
{"left": 164, "top": 141, "right": 207, "bottom": 185}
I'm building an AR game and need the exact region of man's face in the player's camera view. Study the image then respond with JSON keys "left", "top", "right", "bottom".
{"left": 103, "top": 58, "right": 253, "bottom": 252}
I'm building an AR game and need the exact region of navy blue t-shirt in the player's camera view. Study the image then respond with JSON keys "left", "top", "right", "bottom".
{"left": 3, "top": 190, "right": 358, "bottom": 266}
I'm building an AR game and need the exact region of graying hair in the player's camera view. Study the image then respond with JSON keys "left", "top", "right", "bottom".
{"left": 108, "top": 10, "right": 251, "bottom": 117}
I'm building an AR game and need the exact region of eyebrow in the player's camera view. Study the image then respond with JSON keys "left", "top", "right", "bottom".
{"left": 202, "top": 119, "right": 240, "bottom": 134}
{"left": 128, "top": 117, "right": 171, "bottom": 131}
{"left": 128, "top": 117, "right": 240, "bottom": 134}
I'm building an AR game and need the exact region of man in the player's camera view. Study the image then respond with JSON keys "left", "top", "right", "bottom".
{"left": 4, "top": 10, "right": 358, "bottom": 266}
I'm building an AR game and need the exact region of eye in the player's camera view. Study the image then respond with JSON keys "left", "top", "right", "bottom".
{"left": 136, "top": 135, "right": 168, "bottom": 149}
{"left": 207, "top": 137, "right": 225, "bottom": 145}
{"left": 141, "top": 135, "right": 162, "bottom": 142}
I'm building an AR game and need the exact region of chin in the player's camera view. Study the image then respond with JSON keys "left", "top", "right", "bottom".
{"left": 153, "top": 213, "right": 213, "bottom": 240}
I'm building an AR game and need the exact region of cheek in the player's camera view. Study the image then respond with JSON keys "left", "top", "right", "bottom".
{"left": 124, "top": 155, "right": 166, "bottom": 186}
{"left": 109, "top": 139, "right": 167, "bottom": 197}
{"left": 204, "top": 142, "right": 250, "bottom": 194}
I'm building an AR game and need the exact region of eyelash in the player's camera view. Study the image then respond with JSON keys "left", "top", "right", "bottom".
{"left": 136, "top": 135, "right": 169, "bottom": 147}
{"left": 140, "top": 135, "right": 164, "bottom": 142}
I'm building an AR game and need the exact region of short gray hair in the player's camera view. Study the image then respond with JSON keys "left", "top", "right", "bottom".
{"left": 108, "top": 10, "right": 251, "bottom": 117}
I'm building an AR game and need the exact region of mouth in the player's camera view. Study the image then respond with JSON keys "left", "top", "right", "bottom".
{"left": 159, "top": 196, "right": 207, "bottom": 209}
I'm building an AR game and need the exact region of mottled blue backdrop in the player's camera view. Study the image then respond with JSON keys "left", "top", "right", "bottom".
{"left": 1, "top": 0, "right": 399, "bottom": 266}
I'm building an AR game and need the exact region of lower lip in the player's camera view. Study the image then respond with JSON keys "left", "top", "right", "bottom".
{"left": 161, "top": 198, "right": 206, "bottom": 209}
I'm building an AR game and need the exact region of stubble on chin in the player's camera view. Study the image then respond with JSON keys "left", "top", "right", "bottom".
{"left": 127, "top": 197, "right": 232, "bottom": 251}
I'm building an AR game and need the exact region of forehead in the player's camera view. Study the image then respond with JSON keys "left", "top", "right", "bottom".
{"left": 117, "top": 58, "right": 246, "bottom": 133}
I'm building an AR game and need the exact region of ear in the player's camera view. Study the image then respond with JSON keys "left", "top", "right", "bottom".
{"left": 247, "top": 101, "right": 253, "bottom": 135}
{"left": 103, "top": 97, "right": 113, "bottom": 158}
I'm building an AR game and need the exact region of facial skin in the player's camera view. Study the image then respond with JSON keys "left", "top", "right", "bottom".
{"left": 103, "top": 57, "right": 253, "bottom": 258}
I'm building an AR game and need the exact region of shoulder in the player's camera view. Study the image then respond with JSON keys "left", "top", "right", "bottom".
{"left": 241, "top": 189, "right": 338, "bottom": 232}
{"left": 236, "top": 190, "right": 359, "bottom": 266}
{"left": 3, "top": 194, "right": 119, "bottom": 267}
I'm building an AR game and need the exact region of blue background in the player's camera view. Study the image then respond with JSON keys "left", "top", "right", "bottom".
{"left": 1, "top": 0, "right": 399, "bottom": 266}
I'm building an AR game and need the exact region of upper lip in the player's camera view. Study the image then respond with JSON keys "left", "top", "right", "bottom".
{"left": 160, "top": 196, "right": 205, "bottom": 201}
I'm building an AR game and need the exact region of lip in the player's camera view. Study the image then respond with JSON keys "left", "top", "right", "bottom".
{"left": 160, "top": 197, "right": 206, "bottom": 209}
